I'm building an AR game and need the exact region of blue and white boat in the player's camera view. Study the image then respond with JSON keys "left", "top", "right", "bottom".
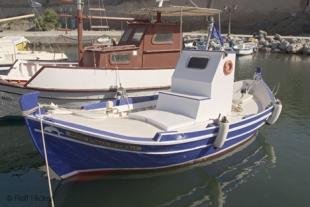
{"left": 20, "top": 47, "right": 282, "bottom": 179}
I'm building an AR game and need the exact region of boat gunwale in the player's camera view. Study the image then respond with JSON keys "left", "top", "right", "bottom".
{"left": 25, "top": 105, "right": 273, "bottom": 146}
{"left": 30, "top": 120, "right": 266, "bottom": 155}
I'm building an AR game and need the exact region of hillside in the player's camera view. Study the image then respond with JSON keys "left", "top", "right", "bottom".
{"left": 0, "top": 0, "right": 309, "bottom": 35}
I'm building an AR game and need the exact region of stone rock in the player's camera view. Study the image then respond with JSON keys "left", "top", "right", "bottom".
{"left": 279, "top": 40, "right": 290, "bottom": 51}
{"left": 260, "top": 47, "right": 272, "bottom": 52}
{"left": 300, "top": 39, "right": 306, "bottom": 45}
{"left": 263, "top": 40, "right": 270, "bottom": 47}
{"left": 286, "top": 43, "right": 303, "bottom": 54}
{"left": 266, "top": 36, "right": 274, "bottom": 42}
{"left": 258, "top": 30, "right": 267, "bottom": 41}
{"left": 288, "top": 38, "right": 298, "bottom": 44}
{"left": 258, "top": 30, "right": 268, "bottom": 37}
{"left": 248, "top": 37, "right": 258, "bottom": 43}
{"left": 303, "top": 44, "right": 310, "bottom": 55}
{"left": 270, "top": 40, "right": 281, "bottom": 49}
{"left": 258, "top": 45, "right": 264, "bottom": 50}
{"left": 274, "top": 34, "right": 282, "bottom": 41}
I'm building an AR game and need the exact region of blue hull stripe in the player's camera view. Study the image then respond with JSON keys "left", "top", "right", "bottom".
{"left": 27, "top": 106, "right": 273, "bottom": 146}
{"left": 26, "top": 110, "right": 270, "bottom": 153}
{"left": 29, "top": 121, "right": 258, "bottom": 178}
{"left": 32, "top": 120, "right": 265, "bottom": 155}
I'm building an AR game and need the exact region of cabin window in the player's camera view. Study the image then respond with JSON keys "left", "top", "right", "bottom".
{"left": 110, "top": 53, "right": 130, "bottom": 64}
{"left": 152, "top": 33, "right": 173, "bottom": 44}
{"left": 119, "top": 28, "right": 133, "bottom": 43}
{"left": 187, "top": 57, "right": 209, "bottom": 69}
{"left": 132, "top": 27, "right": 145, "bottom": 43}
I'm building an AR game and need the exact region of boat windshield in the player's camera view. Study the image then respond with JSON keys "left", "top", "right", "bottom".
{"left": 119, "top": 26, "right": 146, "bottom": 46}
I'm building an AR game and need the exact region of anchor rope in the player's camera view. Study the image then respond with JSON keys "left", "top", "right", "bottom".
{"left": 38, "top": 105, "right": 55, "bottom": 207}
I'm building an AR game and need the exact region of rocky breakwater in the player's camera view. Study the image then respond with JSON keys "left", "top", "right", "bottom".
{"left": 256, "top": 30, "right": 310, "bottom": 55}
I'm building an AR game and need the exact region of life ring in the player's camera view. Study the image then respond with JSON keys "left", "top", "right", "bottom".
{"left": 223, "top": 60, "right": 233, "bottom": 75}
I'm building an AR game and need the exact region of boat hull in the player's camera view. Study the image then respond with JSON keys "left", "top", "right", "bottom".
{"left": 0, "top": 67, "right": 173, "bottom": 117}
{"left": 24, "top": 107, "right": 273, "bottom": 179}
{"left": 0, "top": 87, "right": 164, "bottom": 117}
{"left": 236, "top": 48, "right": 254, "bottom": 56}
{"left": 0, "top": 84, "right": 115, "bottom": 117}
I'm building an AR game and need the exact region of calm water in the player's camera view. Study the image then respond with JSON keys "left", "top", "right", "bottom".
{"left": 0, "top": 53, "right": 310, "bottom": 207}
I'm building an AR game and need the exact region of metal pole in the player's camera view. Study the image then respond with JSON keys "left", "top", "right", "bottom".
{"left": 77, "top": 0, "right": 83, "bottom": 65}
{"left": 65, "top": 8, "right": 68, "bottom": 34}
{"left": 156, "top": 12, "right": 161, "bottom": 23}
{"left": 218, "top": 13, "right": 221, "bottom": 35}
{"left": 228, "top": 12, "right": 231, "bottom": 36}
{"left": 180, "top": 8, "right": 183, "bottom": 50}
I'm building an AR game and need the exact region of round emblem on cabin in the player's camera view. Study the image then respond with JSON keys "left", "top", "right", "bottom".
{"left": 223, "top": 60, "right": 233, "bottom": 75}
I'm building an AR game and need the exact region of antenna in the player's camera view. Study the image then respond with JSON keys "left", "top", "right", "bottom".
{"left": 188, "top": 0, "right": 198, "bottom": 7}
{"left": 156, "top": 0, "right": 168, "bottom": 7}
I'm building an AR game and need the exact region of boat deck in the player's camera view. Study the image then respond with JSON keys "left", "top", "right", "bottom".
{"left": 49, "top": 113, "right": 162, "bottom": 139}
{"left": 46, "top": 93, "right": 261, "bottom": 139}
{"left": 229, "top": 97, "right": 261, "bottom": 122}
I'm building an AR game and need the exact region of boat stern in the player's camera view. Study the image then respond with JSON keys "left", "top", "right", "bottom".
{"left": 252, "top": 67, "right": 282, "bottom": 124}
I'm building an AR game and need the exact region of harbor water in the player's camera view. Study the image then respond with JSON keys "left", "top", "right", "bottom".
{"left": 0, "top": 52, "right": 310, "bottom": 207}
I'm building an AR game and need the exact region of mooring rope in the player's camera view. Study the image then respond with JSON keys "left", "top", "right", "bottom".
{"left": 38, "top": 105, "right": 55, "bottom": 207}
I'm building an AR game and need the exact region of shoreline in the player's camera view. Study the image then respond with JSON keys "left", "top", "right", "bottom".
{"left": 1, "top": 30, "right": 309, "bottom": 55}
{"left": 1, "top": 30, "right": 310, "bottom": 42}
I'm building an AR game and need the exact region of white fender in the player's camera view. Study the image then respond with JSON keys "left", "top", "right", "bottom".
{"left": 267, "top": 99, "right": 282, "bottom": 125}
{"left": 214, "top": 117, "right": 229, "bottom": 148}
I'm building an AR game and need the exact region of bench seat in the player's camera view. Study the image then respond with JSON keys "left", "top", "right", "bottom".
{"left": 128, "top": 110, "right": 195, "bottom": 131}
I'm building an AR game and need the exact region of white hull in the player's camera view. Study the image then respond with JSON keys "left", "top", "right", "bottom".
{"left": 236, "top": 48, "right": 254, "bottom": 56}
{"left": 0, "top": 67, "right": 173, "bottom": 117}
{"left": 233, "top": 42, "right": 257, "bottom": 56}
{"left": 0, "top": 87, "right": 164, "bottom": 117}
{"left": 0, "top": 90, "right": 106, "bottom": 117}
{"left": 26, "top": 67, "right": 173, "bottom": 90}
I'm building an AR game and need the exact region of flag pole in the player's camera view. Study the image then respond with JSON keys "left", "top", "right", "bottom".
{"left": 206, "top": 16, "right": 214, "bottom": 50}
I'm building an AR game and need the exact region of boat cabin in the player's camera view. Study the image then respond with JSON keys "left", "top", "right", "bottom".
{"left": 129, "top": 50, "right": 236, "bottom": 131}
{"left": 82, "top": 20, "right": 181, "bottom": 69}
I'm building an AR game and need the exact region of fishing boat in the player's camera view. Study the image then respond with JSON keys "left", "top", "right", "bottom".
{"left": 0, "top": 36, "right": 68, "bottom": 70}
{"left": 20, "top": 38, "right": 282, "bottom": 179}
{"left": 233, "top": 42, "right": 257, "bottom": 56}
{"left": 2, "top": 2, "right": 215, "bottom": 117}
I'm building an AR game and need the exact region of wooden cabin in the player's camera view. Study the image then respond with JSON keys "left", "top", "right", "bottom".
{"left": 82, "top": 20, "right": 181, "bottom": 69}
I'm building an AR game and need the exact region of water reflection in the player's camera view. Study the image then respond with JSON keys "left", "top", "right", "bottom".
{"left": 0, "top": 115, "right": 277, "bottom": 207}
{"left": 52, "top": 134, "right": 276, "bottom": 207}
{"left": 0, "top": 118, "right": 43, "bottom": 174}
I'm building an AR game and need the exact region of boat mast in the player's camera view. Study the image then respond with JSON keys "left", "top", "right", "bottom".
{"left": 77, "top": 0, "right": 83, "bottom": 65}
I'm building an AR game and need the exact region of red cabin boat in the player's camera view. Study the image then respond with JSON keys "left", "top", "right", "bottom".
{"left": 82, "top": 19, "right": 181, "bottom": 69}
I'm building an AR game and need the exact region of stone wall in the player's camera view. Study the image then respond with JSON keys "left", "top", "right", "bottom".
{"left": 0, "top": 0, "right": 309, "bottom": 34}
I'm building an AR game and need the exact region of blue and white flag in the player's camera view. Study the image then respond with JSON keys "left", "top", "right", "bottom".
{"left": 254, "top": 67, "right": 262, "bottom": 80}
{"left": 211, "top": 24, "right": 224, "bottom": 46}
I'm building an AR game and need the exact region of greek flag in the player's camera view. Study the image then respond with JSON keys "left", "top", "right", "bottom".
{"left": 254, "top": 67, "right": 262, "bottom": 80}
{"left": 211, "top": 25, "right": 224, "bottom": 46}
